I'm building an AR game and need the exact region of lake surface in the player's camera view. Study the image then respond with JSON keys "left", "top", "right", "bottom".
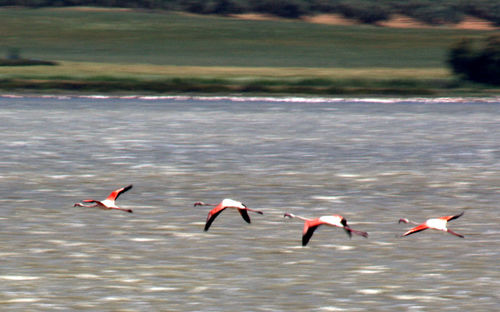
{"left": 1, "top": 95, "right": 499, "bottom": 311}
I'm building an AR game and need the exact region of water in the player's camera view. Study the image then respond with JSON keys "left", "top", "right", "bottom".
{"left": 1, "top": 95, "right": 499, "bottom": 311}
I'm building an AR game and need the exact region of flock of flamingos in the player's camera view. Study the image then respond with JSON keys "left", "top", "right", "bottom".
{"left": 73, "top": 184, "right": 465, "bottom": 246}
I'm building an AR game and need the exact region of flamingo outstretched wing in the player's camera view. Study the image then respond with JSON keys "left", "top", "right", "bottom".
{"left": 402, "top": 223, "right": 429, "bottom": 237}
{"left": 302, "top": 225, "right": 320, "bottom": 246}
{"left": 204, "top": 205, "right": 226, "bottom": 232}
{"left": 442, "top": 211, "right": 464, "bottom": 222}
{"left": 238, "top": 209, "right": 251, "bottom": 224}
{"left": 106, "top": 185, "right": 133, "bottom": 201}
{"left": 302, "top": 219, "right": 323, "bottom": 246}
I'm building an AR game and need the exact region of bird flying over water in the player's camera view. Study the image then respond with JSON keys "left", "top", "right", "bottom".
{"left": 194, "top": 198, "right": 263, "bottom": 231}
{"left": 73, "top": 185, "right": 133, "bottom": 213}
{"left": 284, "top": 212, "right": 368, "bottom": 246}
{"left": 398, "top": 211, "right": 464, "bottom": 238}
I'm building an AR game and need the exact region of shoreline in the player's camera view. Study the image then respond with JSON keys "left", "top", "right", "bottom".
{"left": 1, "top": 76, "right": 498, "bottom": 97}
{"left": 2, "top": 93, "right": 500, "bottom": 103}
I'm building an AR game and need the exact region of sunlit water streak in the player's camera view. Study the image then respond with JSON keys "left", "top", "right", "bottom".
{"left": 1, "top": 95, "right": 499, "bottom": 311}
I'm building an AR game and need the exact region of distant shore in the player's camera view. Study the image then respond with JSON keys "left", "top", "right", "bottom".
{"left": 1, "top": 9, "right": 499, "bottom": 97}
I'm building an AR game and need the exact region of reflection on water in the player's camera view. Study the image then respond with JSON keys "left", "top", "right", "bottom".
{"left": 1, "top": 95, "right": 499, "bottom": 311}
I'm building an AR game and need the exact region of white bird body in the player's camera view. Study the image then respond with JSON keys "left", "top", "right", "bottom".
{"left": 318, "top": 215, "right": 344, "bottom": 227}
{"left": 425, "top": 218, "right": 448, "bottom": 231}
{"left": 220, "top": 198, "right": 246, "bottom": 209}
{"left": 194, "top": 198, "right": 263, "bottom": 231}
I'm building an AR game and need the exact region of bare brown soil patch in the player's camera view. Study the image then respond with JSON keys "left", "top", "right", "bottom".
{"left": 376, "top": 14, "right": 433, "bottom": 29}
{"left": 454, "top": 16, "right": 497, "bottom": 31}
{"left": 230, "top": 13, "right": 285, "bottom": 22}
{"left": 234, "top": 12, "right": 498, "bottom": 30}
{"left": 302, "top": 14, "right": 360, "bottom": 26}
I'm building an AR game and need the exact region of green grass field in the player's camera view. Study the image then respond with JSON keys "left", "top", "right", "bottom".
{"left": 0, "top": 7, "right": 498, "bottom": 95}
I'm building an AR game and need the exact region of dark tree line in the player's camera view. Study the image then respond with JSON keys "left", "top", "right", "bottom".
{"left": 1, "top": 0, "right": 500, "bottom": 25}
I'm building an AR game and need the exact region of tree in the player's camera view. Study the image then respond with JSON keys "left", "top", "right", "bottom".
{"left": 251, "top": 0, "right": 308, "bottom": 19}
{"left": 448, "top": 35, "right": 500, "bottom": 85}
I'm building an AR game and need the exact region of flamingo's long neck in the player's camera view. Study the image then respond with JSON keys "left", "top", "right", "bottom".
{"left": 296, "top": 215, "right": 311, "bottom": 222}
{"left": 285, "top": 213, "right": 310, "bottom": 222}
{"left": 194, "top": 202, "right": 216, "bottom": 207}
{"left": 74, "top": 203, "right": 97, "bottom": 208}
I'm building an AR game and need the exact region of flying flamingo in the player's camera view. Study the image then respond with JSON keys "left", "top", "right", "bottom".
{"left": 74, "top": 185, "right": 133, "bottom": 213}
{"left": 283, "top": 213, "right": 368, "bottom": 246}
{"left": 398, "top": 211, "right": 464, "bottom": 238}
{"left": 194, "top": 198, "right": 263, "bottom": 231}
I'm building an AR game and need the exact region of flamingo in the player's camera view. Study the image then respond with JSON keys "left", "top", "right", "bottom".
{"left": 398, "top": 211, "right": 464, "bottom": 238}
{"left": 194, "top": 198, "right": 263, "bottom": 231}
{"left": 283, "top": 213, "right": 368, "bottom": 246}
{"left": 73, "top": 185, "right": 133, "bottom": 213}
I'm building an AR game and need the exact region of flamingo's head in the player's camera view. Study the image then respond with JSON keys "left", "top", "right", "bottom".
{"left": 398, "top": 218, "right": 410, "bottom": 224}
{"left": 193, "top": 201, "right": 206, "bottom": 207}
{"left": 283, "top": 212, "right": 295, "bottom": 218}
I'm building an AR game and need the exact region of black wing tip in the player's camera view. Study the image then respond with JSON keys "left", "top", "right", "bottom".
{"left": 239, "top": 209, "right": 251, "bottom": 224}
{"left": 204, "top": 209, "right": 224, "bottom": 232}
{"left": 204, "top": 218, "right": 213, "bottom": 231}
{"left": 204, "top": 218, "right": 214, "bottom": 231}
{"left": 302, "top": 226, "right": 318, "bottom": 247}
{"left": 449, "top": 210, "right": 465, "bottom": 222}
{"left": 302, "top": 237, "right": 310, "bottom": 246}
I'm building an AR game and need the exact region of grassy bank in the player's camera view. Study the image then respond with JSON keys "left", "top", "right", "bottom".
{"left": 0, "top": 8, "right": 498, "bottom": 95}
{"left": 1, "top": 64, "right": 495, "bottom": 95}
{"left": 0, "top": 61, "right": 492, "bottom": 95}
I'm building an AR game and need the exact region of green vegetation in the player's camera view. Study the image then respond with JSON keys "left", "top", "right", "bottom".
{"left": 3, "top": 62, "right": 471, "bottom": 95}
{"left": 448, "top": 35, "right": 500, "bottom": 85}
{"left": 0, "top": 8, "right": 490, "bottom": 68}
{"left": 0, "top": 8, "right": 498, "bottom": 95}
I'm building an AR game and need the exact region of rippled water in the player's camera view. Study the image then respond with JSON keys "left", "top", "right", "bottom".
{"left": 1, "top": 95, "right": 499, "bottom": 311}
